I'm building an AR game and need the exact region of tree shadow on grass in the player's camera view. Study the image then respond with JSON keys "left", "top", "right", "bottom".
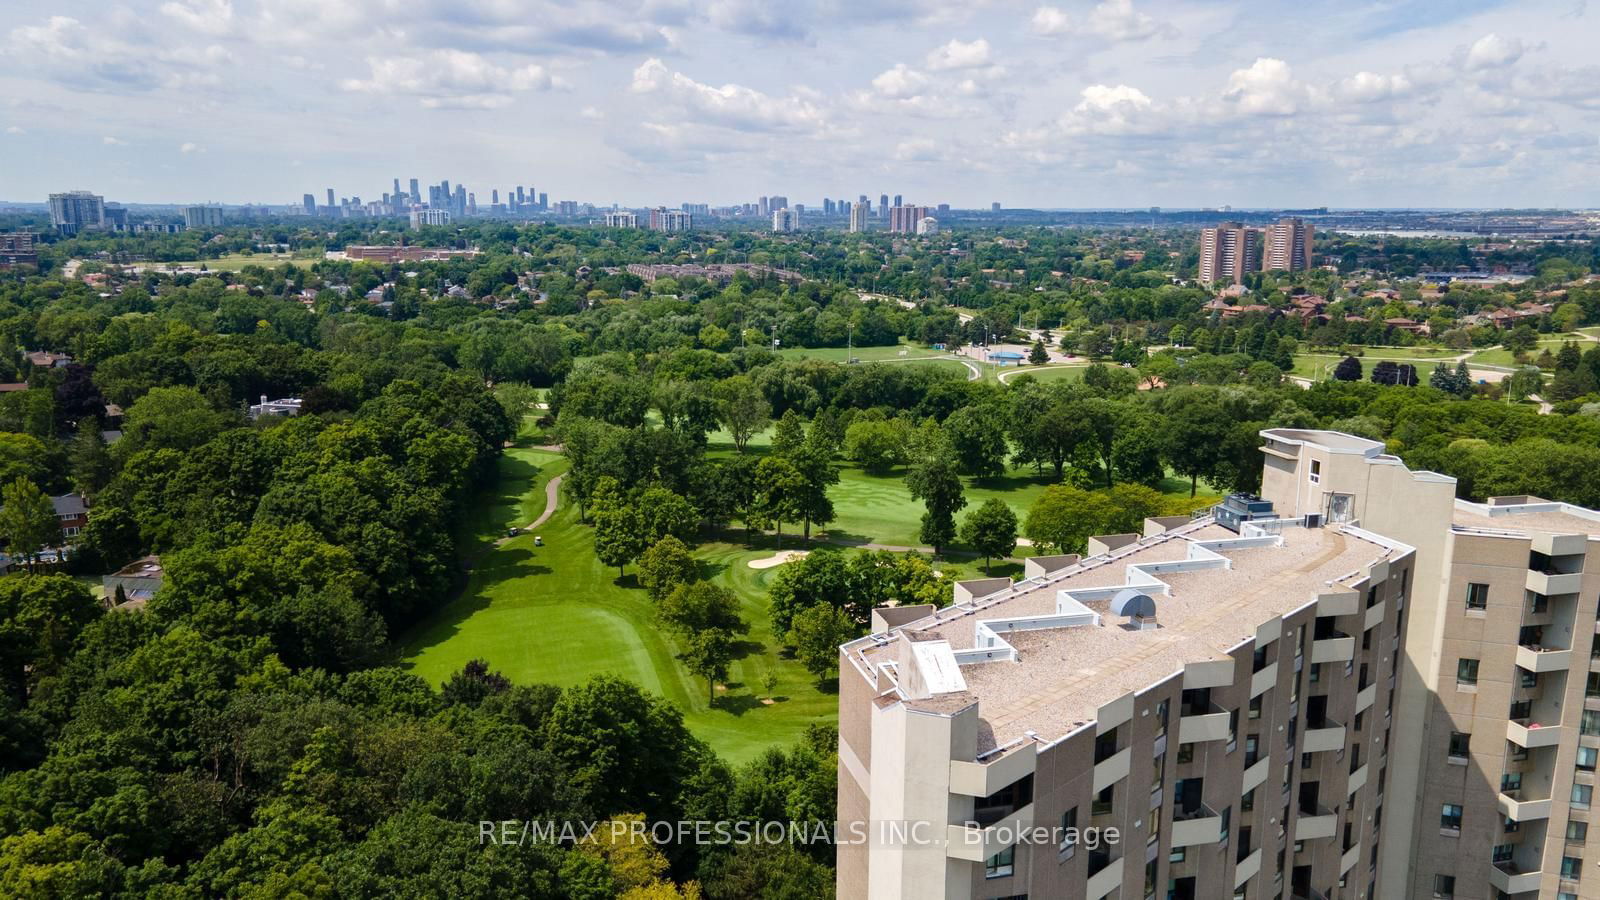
{"left": 712, "top": 693, "right": 764, "bottom": 715}
{"left": 729, "top": 638, "right": 765, "bottom": 662}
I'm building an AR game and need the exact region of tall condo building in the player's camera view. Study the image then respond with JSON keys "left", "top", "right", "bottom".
{"left": 182, "top": 205, "right": 224, "bottom": 229}
{"left": 603, "top": 211, "right": 639, "bottom": 228}
{"left": 303, "top": 194, "right": 316, "bottom": 215}
{"left": 880, "top": 193, "right": 890, "bottom": 217}
{"left": 849, "top": 201, "right": 870, "bottom": 233}
{"left": 648, "top": 207, "right": 693, "bottom": 232}
{"left": 888, "top": 205, "right": 933, "bottom": 233}
{"left": 1198, "top": 223, "right": 1263, "bottom": 286}
{"left": 408, "top": 208, "right": 451, "bottom": 229}
{"left": 48, "top": 191, "right": 106, "bottom": 234}
{"left": 1262, "top": 218, "right": 1314, "bottom": 273}
{"left": 771, "top": 208, "right": 799, "bottom": 232}
{"left": 840, "top": 428, "right": 1600, "bottom": 899}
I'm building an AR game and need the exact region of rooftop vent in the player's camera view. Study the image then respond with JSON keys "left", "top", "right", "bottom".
{"left": 1111, "top": 588, "right": 1158, "bottom": 630}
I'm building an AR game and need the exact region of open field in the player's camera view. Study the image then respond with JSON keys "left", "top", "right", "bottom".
{"left": 999, "top": 364, "right": 1087, "bottom": 384}
{"left": 1292, "top": 353, "right": 1466, "bottom": 380}
{"left": 1467, "top": 337, "right": 1586, "bottom": 368}
{"left": 139, "top": 253, "right": 322, "bottom": 271}
{"left": 775, "top": 342, "right": 946, "bottom": 363}
{"left": 400, "top": 443, "right": 836, "bottom": 765}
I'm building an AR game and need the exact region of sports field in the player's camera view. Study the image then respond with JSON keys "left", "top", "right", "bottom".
{"left": 144, "top": 253, "right": 321, "bottom": 271}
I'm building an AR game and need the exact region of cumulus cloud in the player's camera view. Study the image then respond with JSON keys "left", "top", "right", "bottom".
{"left": 179, "top": 141, "right": 203, "bottom": 153}
{"left": 871, "top": 64, "right": 930, "bottom": 99}
{"left": 342, "top": 50, "right": 556, "bottom": 108}
{"left": 159, "top": 0, "right": 235, "bottom": 35}
{"left": 103, "top": 135, "right": 126, "bottom": 145}
{"left": 1030, "top": 0, "right": 1172, "bottom": 41}
{"left": 1465, "top": 33, "right": 1524, "bottom": 70}
{"left": 926, "top": 38, "right": 990, "bottom": 70}
{"left": 630, "top": 58, "right": 824, "bottom": 131}
{"left": 7, "top": 15, "right": 231, "bottom": 91}
{"left": 1334, "top": 71, "right": 1412, "bottom": 104}
{"left": 1222, "top": 58, "right": 1310, "bottom": 116}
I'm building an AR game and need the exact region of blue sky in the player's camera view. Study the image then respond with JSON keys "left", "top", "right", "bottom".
{"left": 3, "top": 0, "right": 1598, "bottom": 208}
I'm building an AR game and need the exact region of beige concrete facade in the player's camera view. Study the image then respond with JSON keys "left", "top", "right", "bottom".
{"left": 838, "top": 483, "right": 1412, "bottom": 899}
{"left": 840, "top": 428, "right": 1600, "bottom": 900}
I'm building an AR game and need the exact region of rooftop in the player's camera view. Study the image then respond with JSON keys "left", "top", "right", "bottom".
{"left": 849, "top": 519, "right": 1405, "bottom": 754}
{"left": 1452, "top": 496, "right": 1600, "bottom": 538}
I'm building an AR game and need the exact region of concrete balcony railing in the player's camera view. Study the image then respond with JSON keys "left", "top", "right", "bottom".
{"left": 1093, "top": 747, "right": 1130, "bottom": 794}
{"left": 1355, "top": 683, "right": 1377, "bottom": 713}
{"left": 1517, "top": 644, "right": 1573, "bottom": 673}
{"left": 1498, "top": 791, "right": 1553, "bottom": 822}
{"left": 1251, "top": 662, "right": 1278, "bottom": 698}
{"left": 1527, "top": 568, "right": 1583, "bottom": 597}
{"left": 1341, "top": 843, "right": 1360, "bottom": 874}
{"left": 1304, "top": 721, "right": 1346, "bottom": 753}
{"left": 1311, "top": 635, "right": 1355, "bottom": 664}
{"left": 1295, "top": 808, "right": 1337, "bottom": 841}
{"left": 945, "top": 804, "right": 1035, "bottom": 862}
{"left": 1364, "top": 600, "right": 1386, "bottom": 632}
{"left": 1086, "top": 857, "right": 1123, "bottom": 899}
{"left": 1490, "top": 863, "right": 1544, "bottom": 894}
{"left": 1234, "top": 848, "right": 1262, "bottom": 888}
{"left": 1171, "top": 805, "right": 1223, "bottom": 848}
{"left": 1507, "top": 719, "right": 1565, "bottom": 749}
{"left": 1179, "top": 707, "right": 1232, "bottom": 743}
{"left": 1242, "top": 756, "right": 1271, "bottom": 793}
{"left": 1347, "top": 764, "right": 1369, "bottom": 796}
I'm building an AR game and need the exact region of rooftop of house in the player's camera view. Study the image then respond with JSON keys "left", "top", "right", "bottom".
{"left": 849, "top": 519, "right": 1405, "bottom": 754}
{"left": 1452, "top": 496, "right": 1600, "bottom": 538}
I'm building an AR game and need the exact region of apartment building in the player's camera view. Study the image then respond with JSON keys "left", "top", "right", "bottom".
{"left": 1199, "top": 223, "right": 1262, "bottom": 286}
{"left": 839, "top": 468, "right": 1415, "bottom": 899}
{"left": 1263, "top": 218, "right": 1314, "bottom": 273}
{"left": 850, "top": 201, "right": 870, "bottom": 233}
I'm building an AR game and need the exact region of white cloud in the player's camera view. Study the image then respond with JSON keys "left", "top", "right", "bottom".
{"left": 159, "top": 0, "right": 234, "bottom": 35}
{"left": 7, "top": 14, "right": 232, "bottom": 91}
{"left": 580, "top": 105, "right": 605, "bottom": 119}
{"left": 630, "top": 58, "right": 824, "bottom": 131}
{"left": 1465, "top": 33, "right": 1524, "bottom": 70}
{"left": 1031, "top": 0, "right": 1172, "bottom": 41}
{"left": 871, "top": 63, "right": 930, "bottom": 99}
{"left": 179, "top": 141, "right": 203, "bottom": 153}
{"left": 1222, "top": 58, "right": 1310, "bottom": 116}
{"left": 342, "top": 50, "right": 556, "bottom": 108}
{"left": 103, "top": 135, "right": 126, "bottom": 145}
{"left": 1334, "top": 71, "right": 1412, "bottom": 104}
{"left": 4, "top": 126, "right": 24, "bottom": 135}
{"left": 894, "top": 138, "right": 943, "bottom": 161}
{"left": 926, "top": 38, "right": 990, "bottom": 71}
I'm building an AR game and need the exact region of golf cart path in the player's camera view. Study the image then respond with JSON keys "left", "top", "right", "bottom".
{"left": 528, "top": 473, "right": 564, "bottom": 530}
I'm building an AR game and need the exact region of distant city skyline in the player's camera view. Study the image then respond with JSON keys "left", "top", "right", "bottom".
{"left": 3, "top": 1, "right": 1599, "bottom": 207}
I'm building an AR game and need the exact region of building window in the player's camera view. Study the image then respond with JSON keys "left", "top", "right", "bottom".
{"left": 1465, "top": 583, "right": 1488, "bottom": 610}
{"left": 1447, "top": 732, "right": 1470, "bottom": 759}
{"left": 1561, "top": 856, "right": 1583, "bottom": 881}
{"left": 1584, "top": 710, "right": 1600, "bottom": 736}
{"left": 1156, "top": 699, "right": 1169, "bottom": 737}
{"left": 1094, "top": 727, "right": 1119, "bottom": 763}
{"left": 1169, "top": 845, "right": 1185, "bottom": 864}
{"left": 1060, "top": 808, "right": 1078, "bottom": 855}
{"left": 1501, "top": 772, "right": 1522, "bottom": 793}
{"left": 1573, "top": 783, "right": 1593, "bottom": 809}
{"left": 1432, "top": 874, "right": 1455, "bottom": 898}
{"left": 1309, "top": 460, "right": 1321, "bottom": 484}
{"left": 1092, "top": 785, "right": 1114, "bottom": 817}
{"left": 1241, "top": 788, "right": 1255, "bottom": 812}
{"left": 1440, "top": 803, "right": 1463, "bottom": 831}
{"left": 1588, "top": 671, "right": 1600, "bottom": 699}
{"left": 984, "top": 845, "right": 1015, "bottom": 879}
{"left": 1568, "top": 820, "right": 1589, "bottom": 842}
{"left": 1456, "top": 658, "right": 1479, "bottom": 686}
{"left": 1579, "top": 746, "right": 1598, "bottom": 772}
{"left": 1248, "top": 695, "right": 1262, "bottom": 720}
{"left": 1493, "top": 844, "right": 1514, "bottom": 865}
{"left": 1177, "top": 742, "right": 1194, "bottom": 764}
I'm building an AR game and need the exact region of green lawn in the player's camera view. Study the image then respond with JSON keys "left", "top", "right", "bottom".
{"left": 1000, "top": 365, "right": 1086, "bottom": 384}
{"left": 1291, "top": 353, "right": 1463, "bottom": 380}
{"left": 143, "top": 253, "right": 322, "bottom": 271}
{"left": 776, "top": 342, "right": 946, "bottom": 363}
{"left": 1467, "top": 338, "right": 1583, "bottom": 368}
{"left": 400, "top": 444, "right": 836, "bottom": 765}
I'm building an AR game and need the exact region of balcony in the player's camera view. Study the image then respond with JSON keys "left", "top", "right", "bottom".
{"left": 1490, "top": 863, "right": 1544, "bottom": 894}
{"left": 1355, "top": 682, "right": 1377, "bottom": 713}
{"left": 1341, "top": 844, "right": 1360, "bottom": 874}
{"left": 1251, "top": 662, "right": 1278, "bottom": 698}
{"left": 1086, "top": 855, "right": 1123, "bottom": 899}
{"left": 1304, "top": 721, "right": 1346, "bottom": 753}
{"left": 946, "top": 804, "right": 1035, "bottom": 862}
{"left": 1517, "top": 644, "right": 1573, "bottom": 673}
{"left": 1364, "top": 599, "right": 1386, "bottom": 631}
{"left": 1171, "top": 804, "right": 1224, "bottom": 847}
{"left": 1093, "top": 747, "right": 1130, "bottom": 793}
{"left": 1527, "top": 568, "right": 1582, "bottom": 597}
{"left": 1295, "top": 808, "right": 1337, "bottom": 841}
{"left": 1311, "top": 635, "right": 1355, "bottom": 664}
{"left": 1347, "top": 764, "right": 1368, "bottom": 796}
{"left": 1498, "top": 791, "right": 1552, "bottom": 822}
{"left": 1234, "top": 848, "right": 1261, "bottom": 888}
{"left": 1507, "top": 719, "right": 1565, "bottom": 749}
{"left": 1179, "top": 708, "right": 1232, "bottom": 743}
{"left": 1242, "top": 756, "right": 1271, "bottom": 793}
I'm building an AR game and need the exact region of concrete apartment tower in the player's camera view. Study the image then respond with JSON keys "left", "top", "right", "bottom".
{"left": 1198, "top": 223, "right": 1262, "bottom": 286}
{"left": 839, "top": 428, "right": 1600, "bottom": 899}
{"left": 849, "top": 201, "right": 870, "bottom": 233}
{"left": 1263, "top": 218, "right": 1314, "bottom": 274}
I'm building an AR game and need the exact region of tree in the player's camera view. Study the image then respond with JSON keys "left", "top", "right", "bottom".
{"left": 591, "top": 478, "right": 646, "bottom": 577}
{"left": 660, "top": 582, "right": 746, "bottom": 703}
{"left": 769, "top": 409, "right": 806, "bottom": 457}
{"left": 68, "top": 420, "right": 113, "bottom": 500}
{"left": 638, "top": 536, "right": 698, "bottom": 602}
{"left": 842, "top": 420, "right": 905, "bottom": 474}
{"left": 0, "top": 479, "right": 60, "bottom": 572}
{"left": 959, "top": 499, "right": 1018, "bottom": 574}
{"left": 761, "top": 670, "right": 779, "bottom": 700}
{"left": 787, "top": 603, "right": 854, "bottom": 681}
{"left": 1028, "top": 340, "right": 1049, "bottom": 366}
{"left": 788, "top": 439, "right": 837, "bottom": 540}
{"left": 1333, "top": 356, "right": 1362, "bottom": 382}
{"left": 493, "top": 382, "right": 542, "bottom": 429}
{"left": 1506, "top": 366, "right": 1544, "bottom": 403}
{"left": 751, "top": 456, "right": 806, "bottom": 547}
{"left": 943, "top": 405, "right": 1007, "bottom": 480}
{"left": 679, "top": 628, "right": 738, "bottom": 704}
{"left": 638, "top": 486, "right": 699, "bottom": 545}
{"left": 714, "top": 376, "right": 771, "bottom": 453}
{"left": 1025, "top": 484, "right": 1115, "bottom": 554}
{"left": 1163, "top": 400, "right": 1229, "bottom": 496}
{"left": 1505, "top": 324, "right": 1539, "bottom": 354}
{"left": 905, "top": 449, "right": 966, "bottom": 555}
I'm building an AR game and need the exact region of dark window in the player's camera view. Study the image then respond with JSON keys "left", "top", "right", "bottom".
{"left": 1464, "top": 583, "right": 1488, "bottom": 610}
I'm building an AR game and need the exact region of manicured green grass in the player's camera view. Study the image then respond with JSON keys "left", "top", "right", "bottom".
{"left": 400, "top": 444, "right": 836, "bottom": 765}
{"left": 1000, "top": 365, "right": 1086, "bottom": 384}
{"left": 1291, "top": 353, "right": 1463, "bottom": 380}
{"left": 776, "top": 342, "right": 945, "bottom": 363}
{"left": 1467, "top": 339, "right": 1582, "bottom": 368}
{"left": 143, "top": 253, "right": 321, "bottom": 271}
